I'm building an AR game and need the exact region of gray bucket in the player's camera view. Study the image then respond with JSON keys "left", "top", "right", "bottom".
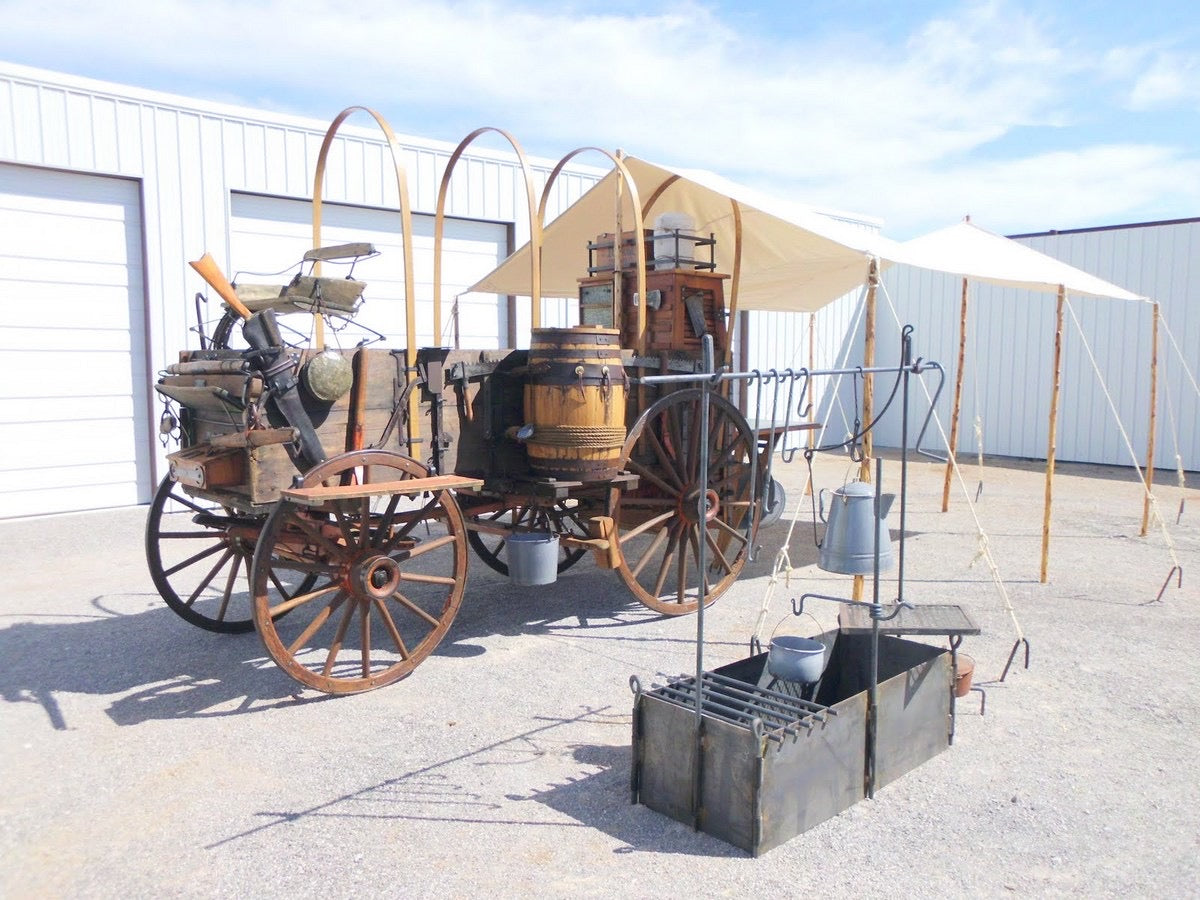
{"left": 507, "top": 532, "right": 559, "bottom": 586}
{"left": 767, "top": 635, "right": 826, "bottom": 683}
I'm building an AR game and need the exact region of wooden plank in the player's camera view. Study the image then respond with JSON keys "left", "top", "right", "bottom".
{"left": 838, "top": 603, "right": 980, "bottom": 637}
{"left": 282, "top": 474, "right": 484, "bottom": 506}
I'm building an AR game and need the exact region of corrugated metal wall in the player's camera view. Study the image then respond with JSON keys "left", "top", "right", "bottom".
{"left": 0, "top": 63, "right": 602, "bottom": 372}
{"left": 4, "top": 63, "right": 1197, "bottom": 483}
{"left": 872, "top": 221, "right": 1199, "bottom": 471}
{"left": 739, "top": 213, "right": 882, "bottom": 454}
{"left": 0, "top": 62, "right": 603, "bottom": 502}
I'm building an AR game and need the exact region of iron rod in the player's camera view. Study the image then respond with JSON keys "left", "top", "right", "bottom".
{"left": 668, "top": 680, "right": 816, "bottom": 728}
{"left": 868, "top": 455, "right": 882, "bottom": 800}
{"left": 636, "top": 362, "right": 921, "bottom": 387}
{"left": 702, "top": 671, "right": 836, "bottom": 716}
{"left": 899, "top": 326, "right": 911, "bottom": 602}
{"left": 691, "top": 334, "right": 715, "bottom": 832}
{"left": 653, "top": 685, "right": 784, "bottom": 744}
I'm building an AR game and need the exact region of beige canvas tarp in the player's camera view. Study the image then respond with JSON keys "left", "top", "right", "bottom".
{"left": 471, "top": 159, "right": 1142, "bottom": 311}
{"left": 469, "top": 156, "right": 900, "bottom": 313}
{"left": 890, "top": 220, "right": 1145, "bottom": 301}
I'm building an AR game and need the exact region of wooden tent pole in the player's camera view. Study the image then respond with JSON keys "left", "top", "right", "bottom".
{"left": 1040, "top": 285, "right": 1066, "bottom": 583}
{"left": 860, "top": 258, "right": 878, "bottom": 481}
{"left": 722, "top": 199, "right": 743, "bottom": 368}
{"left": 942, "top": 277, "right": 970, "bottom": 512}
{"left": 1141, "top": 301, "right": 1161, "bottom": 536}
{"left": 805, "top": 311, "right": 816, "bottom": 496}
{"left": 853, "top": 259, "right": 879, "bottom": 601}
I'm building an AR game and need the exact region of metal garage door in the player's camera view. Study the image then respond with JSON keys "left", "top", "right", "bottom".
{"left": 229, "top": 193, "right": 509, "bottom": 349}
{"left": 0, "top": 164, "right": 149, "bottom": 518}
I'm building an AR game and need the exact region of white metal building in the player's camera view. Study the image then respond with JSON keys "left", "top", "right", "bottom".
{"left": 3, "top": 62, "right": 1196, "bottom": 519}
{"left": 0, "top": 62, "right": 603, "bottom": 518}
{"left": 873, "top": 220, "right": 1200, "bottom": 472}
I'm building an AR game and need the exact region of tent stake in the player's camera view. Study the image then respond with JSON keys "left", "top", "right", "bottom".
{"left": 943, "top": 276, "right": 969, "bottom": 512}
{"left": 1141, "top": 301, "right": 1160, "bottom": 536}
{"left": 1041, "top": 285, "right": 1065, "bottom": 583}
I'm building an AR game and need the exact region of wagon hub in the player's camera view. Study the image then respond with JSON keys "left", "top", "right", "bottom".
{"left": 351, "top": 555, "right": 402, "bottom": 600}
{"left": 679, "top": 487, "right": 720, "bottom": 524}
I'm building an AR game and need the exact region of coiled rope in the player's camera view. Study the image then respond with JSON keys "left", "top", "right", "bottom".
{"left": 529, "top": 425, "right": 626, "bottom": 450}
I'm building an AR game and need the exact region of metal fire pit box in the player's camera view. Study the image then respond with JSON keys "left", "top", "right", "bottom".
{"left": 630, "top": 630, "right": 951, "bottom": 855}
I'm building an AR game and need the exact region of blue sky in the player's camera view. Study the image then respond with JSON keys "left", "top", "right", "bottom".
{"left": 3, "top": 0, "right": 1198, "bottom": 237}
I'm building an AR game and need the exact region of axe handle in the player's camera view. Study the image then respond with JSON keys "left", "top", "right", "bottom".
{"left": 189, "top": 252, "right": 253, "bottom": 321}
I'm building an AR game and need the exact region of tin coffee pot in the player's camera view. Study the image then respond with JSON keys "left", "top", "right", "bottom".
{"left": 817, "top": 481, "right": 895, "bottom": 575}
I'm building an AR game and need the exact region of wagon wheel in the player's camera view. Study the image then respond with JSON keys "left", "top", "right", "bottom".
{"left": 250, "top": 449, "right": 468, "bottom": 693}
{"left": 610, "top": 389, "right": 759, "bottom": 616}
{"left": 145, "top": 474, "right": 314, "bottom": 634}
{"left": 464, "top": 499, "right": 590, "bottom": 576}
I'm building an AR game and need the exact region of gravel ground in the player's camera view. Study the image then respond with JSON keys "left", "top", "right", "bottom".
{"left": 1, "top": 451, "right": 1198, "bottom": 898}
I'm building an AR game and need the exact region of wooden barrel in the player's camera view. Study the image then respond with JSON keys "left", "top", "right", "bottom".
{"left": 524, "top": 326, "right": 628, "bottom": 482}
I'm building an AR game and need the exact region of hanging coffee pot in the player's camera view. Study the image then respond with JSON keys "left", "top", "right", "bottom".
{"left": 818, "top": 481, "right": 895, "bottom": 575}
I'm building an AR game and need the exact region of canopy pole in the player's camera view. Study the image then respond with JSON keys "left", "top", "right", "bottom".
{"left": 943, "top": 277, "right": 970, "bottom": 512}
{"left": 1141, "top": 301, "right": 1161, "bottom": 536}
{"left": 313, "top": 106, "right": 418, "bottom": 455}
{"left": 434, "top": 127, "right": 540, "bottom": 343}
{"left": 722, "top": 199, "right": 743, "bottom": 368}
{"left": 614, "top": 149, "right": 624, "bottom": 340}
{"left": 535, "top": 148, "right": 645, "bottom": 349}
{"left": 854, "top": 259, "right": 879, "bottom": 602}
{"left": 1041, "top": 285, "right": 1065, "bottom": 583}
{"left": 805, "top": 311, "right": 816, "bottom": 495}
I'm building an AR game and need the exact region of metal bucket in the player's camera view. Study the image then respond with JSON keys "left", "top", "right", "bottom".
{"left": 767, "top": 635, "right": 826, "bottom": 683}
{"left": 507, "top": 532, "right": 560, "bottom": 586}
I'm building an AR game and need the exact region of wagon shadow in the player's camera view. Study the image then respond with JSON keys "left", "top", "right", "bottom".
{"left": 0, "top": 595, "right": 331, "bottom": 730}
{"left": 438, "top": 533, "right": 802, "bottom": 659}
{"left": 1, "top": 534, "right": 803, "bottom": 731}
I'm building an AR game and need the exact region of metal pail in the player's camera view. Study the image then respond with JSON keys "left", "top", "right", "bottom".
{"left": 507, "top": 532, "right": 560, "bottom": 586}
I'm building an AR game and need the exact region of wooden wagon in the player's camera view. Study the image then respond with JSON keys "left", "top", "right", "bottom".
{"left": 146, "top": 112, "right": 804, "bottom": 694}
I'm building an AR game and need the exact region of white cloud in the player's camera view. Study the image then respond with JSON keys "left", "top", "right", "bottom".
{"left": 1127, "top": 52, "right": 1200, "bottom": 110}
{"left": 804, "top": 144, "right": 1200, "bottom": 236}
{"left": 2, "top": 0, "right": 1197, "bottom": 236}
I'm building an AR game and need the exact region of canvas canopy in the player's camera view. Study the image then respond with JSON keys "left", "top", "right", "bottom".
{"left": 469, "top": 156, "right": 901, "bottom": 313}
{"left": 890, "top": 220, "right": 1146, "bottom": 301}
{"left": 472, "top": 158, "right": 1143, "bottom": 311}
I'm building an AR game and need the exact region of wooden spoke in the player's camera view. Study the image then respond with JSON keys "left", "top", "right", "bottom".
{"left": 360, "top": 602, "right": 372, "bottom": 678}
{"left": 610, "top": 389, "right": 760, "bottom": 616}
{"left": 268, "top": 582, "right": 342, "bottom": 618}
{"left": 286, "top": 510, "right": 349, "bottom": 562}
{"left": 147, "top": 473, "right": 316, "bottom": 634}
{"left": 629, "top": 526, "right": 671, "bottom": 579}
{"left": 398, "top": 571, "right": 459, "bottom": 586}
{"left": 287, "top": 590, "right": 348, "bottom": 656}
{"left": 322, "top": 599, "right": 356, "bottom": 676}
{"left": 390, "top": 591, "right": 445, "bottom": 628}
{"left": 163, "top": 541, "right": 227, "bottom": 579}
{"left": 373, "top": 597, "right": 410, "bottom": 659}
{"left": 184, "top": 548, "right": 234, "bottom": 606}
{"left": 401, "top": 532, "right": 457, "bottom": 560}
{"left": 704, "top": 528, "right": 736, "bottom": 576}
{"left": 626, "top": 456, "right": 683, "bottom": 497}
{"left": 252, "top": 449, "right": 468, "bottom": 694}
{"left": 644, "top": 427, "right": 684, "bottom": 491}
{"left": 215, "top": 552, "right": 242, "bottom": 622}
{"left": 618, "top": 510, "right": 676, "bottom": 544}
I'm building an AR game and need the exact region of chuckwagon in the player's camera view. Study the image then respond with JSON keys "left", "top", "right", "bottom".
{"left": 146, "top": 111, "right": 803, "bottom": 694}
